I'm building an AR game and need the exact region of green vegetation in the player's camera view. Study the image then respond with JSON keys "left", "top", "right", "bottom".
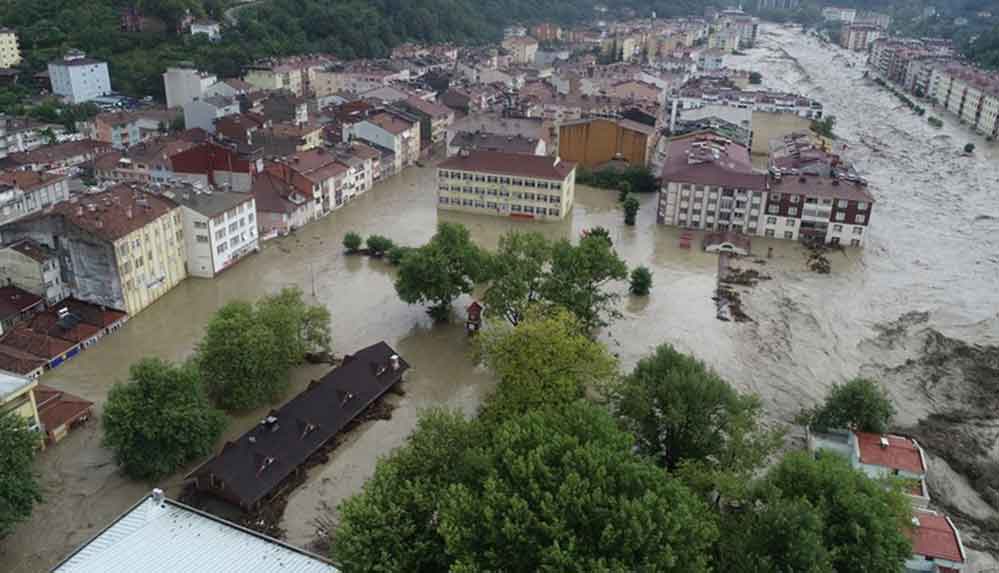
{"left": 622, "top": 193, "right": 640, "bottom": 225}
{"left": 386, "top": 245, "right": 411, "bottom": 265}
{"left": 365, "top": 234, "right": 395, "bottom": 257}
{"left": 394, "top": 222, "right": 488, "bottom": 321}
{"left": 0, "top": 411, "right": 43, "bottom": 537}
{"left": 797, "top": 377, "right": 896, "bottom": 433}
{"left": 482, "top": 231, "right": 553, "bottom": 326}
{"left": 577, "top": 165, "right": 659, "bottom": 194}
{"left": 197, "top": 287, "right": 331, "bottom": 410}
{"left": 810, "top": 115, "right": 837, "bottom": 138}
{"left": 629, "top": 265, "right": 653, "bottom": 295}
{"left": 102, "top": 358, "right": 226, "bottom": 480}
{"left": 342, "top": 231, "right": 362, "bottom": 253}
{"left": 928, "top": 116, "right": 944, "bottom": 128}
{"left": 749, "top": 71, "right": 763, "bottom": 84}
{"left": 965, "top": 142, "right": 976, "bottom": 154}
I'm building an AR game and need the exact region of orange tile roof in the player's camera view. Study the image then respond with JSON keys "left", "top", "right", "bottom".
{"left": 856, "top": 432, "right": 925, "bottom": 475}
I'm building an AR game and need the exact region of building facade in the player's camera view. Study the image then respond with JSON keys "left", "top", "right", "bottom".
{"left": 0, "top": 372, "right": 41, "bottom": 434}
{"left": 558, "top": 117, "right": 655, "bottom": 169}
{"left": 0, "top": 29, "right": 21, "bottom": 68}
{"left": 161, "top": 186, "right": 258, "bottom": 278}
{"left": 47, "top": 51, "right": 112, "bottom": 104}
{"left": 0, "top": 172, "right": 70, "bottom": 226}
{"left": 163, "top": 66, "right": 219, "bottom": 109}
{"left": 437, "top": 150, "right": 576, "bottom": 220}
{"left": 840, "top": 24, "right": 882, "bottom": 52}
{"left": 0, "top": 239, "right": 68, "bottom": 304}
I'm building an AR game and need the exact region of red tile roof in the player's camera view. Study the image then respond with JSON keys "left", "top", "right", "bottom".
{"left": 908, "top": 511, "right": 965, "bottom": 563}
{"left": 0, "top": 326, "right": 76, "bottom": 360}
{"left": 856, "top": 432, "right": 926, "bottom": 475}
{"left": 35, "top": 384, "right": 93, "bottom": 435}
{"left": 0, "top": 286, "right": 43, "bottom": 320}
{"left": 439, "top": 150, "right": 576, "bottom": 181}
{"left": 403, "top": 96, "right": 453, "bottom": 119}
{"left": 48, "top": 185, "right": 178, "bottom": 242}
{"left": 0, "top": 170, "right": 66, "bottom": 191}
{"left": 0, "top": 344, "right": 47, "bottom": 375}
{"left": 368, "top": 112, "right": 415, "bottom": 135}
{"left": 661, "top": 134, "right": 766, "bottom": 190}
{"left": 770, "top": 174, "right": 875, "bottom": 203}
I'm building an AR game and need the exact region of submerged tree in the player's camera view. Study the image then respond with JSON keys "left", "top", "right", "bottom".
{"left": 482, "top": 231, "right": 552, "bottom": 326}
{"left": 796, "top": 377, "right": 895, "bottom": 433}
{"left": 0, "top": 411, "right": 42, "bottom": 537}
{"left": 395, "top": 223, "right": 488, "bottom": 321}
{"left": 540, "top": 233, "right": 628, "bottom": 331}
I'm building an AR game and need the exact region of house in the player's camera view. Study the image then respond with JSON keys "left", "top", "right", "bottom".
{"left": 93, "top": 131, "right": 207, "bottom": 184}
{"left": 437, "top": 150, "right": 577, "bottom": 220}
{"left": 342, "top": 111, "right": 420, "bottom": 174}
{"left": 82, "top": 109, "right": 181, "bottom": 150}
{"left": 0, "top": 238, "right": 69, "bottom": 304}
{"left": 0, "top": 326, "right": 79, "bottom": 371}
{"left": 1, "top": 186, "right": 188, "bottom": 316}
{"left": 448, "top": 131, "right": 546, "bottom": 157}
{"left": 0, "top": 171, "right": 71, "bottom": 226}
{"left": 905, "top": 509, "right": 967, "bottom": 572}
{"left": 0, "top": 116, "right": 70, "bottom": 159}
{"left": 51, "top": 489, "right": 337, "bottom": 572}
{"left": 251, "top": 172, "right": 313, "bottom": 239}
{"left": 189, "top": 342, "right": 409, "bottom": 511}
{"left": 558, "top": 117, "right": 656, "bottom": 169}
{"left": 47, "top": 51, "right": 111, "bottom": 104}
{"left": 183, "top": 95, "right": 241, "bottom": 133}
{"left": 189, "top": 20, "right": 221, "bottom": 42}
{"left": 266, "top": 149, "right": 350, "bottom": 217}
{"left": 170, "top": 141, "right": 263, "bottom": 192}
{"left": 808, "top": 429, "right": 929, "bottom": 506}
{"left": 502, "top": 36, "right": 539, "bottom": 65}
{"left": 0, "top": 370, "right": 41, "bottom": 434}
{"left": 160, "top": 185, "right": 258, "bottom": 278}
{"left": 0, "top": 140, "right": 109, "bottom": 174}
{"left": 0, "top": 285, "right": 44, "bottom": 335}
{"left": 163, "top": 65, "right": 219, "bottom": 109}
{"left": 398, "top": 96, "right": 455, "bottom": 151}
{"left": 34, "top": 384, "right": 93, "bottom": 445}
{"left": 0, "top": 28, "right": 21, "bottom": 69}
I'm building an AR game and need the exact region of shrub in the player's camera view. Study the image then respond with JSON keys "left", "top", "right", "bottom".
{"left": 343, "top": 232, "right": 363, "bottom": 253}
{"left": 366, "top": 235, "right": 395, "bottom": 256}
{"left": 629, "top": 266, "right": 653, "bottom": 295}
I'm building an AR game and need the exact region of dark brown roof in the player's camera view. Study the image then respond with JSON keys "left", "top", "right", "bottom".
{"left": 0, "top": 344, "right": 47, "bottom": 375}
{"left": 48, "top": 185, "right": 178, "bottom": 242}
{"left": 189, "top": 342, "right": 409, "bottom": 509}
{"left": 35, "top": 384, "right": 93, "bottom": 434}
{"left": 661, "top": 134, "right": 765, "bottom": 190}
{"left": 450, "top": 131, "right": 540, "bottom": 155}
{"left": 368, "top": 112, "right": 415, "bottom": 135}
{"left": 770, "top": 174, "right": 875, "bottom": 203}
{"left": 251, "top": 172, "right": 303, "bottom": 214}
{"left": 402, "top": 96, "right": 453, "bottom": 119}
{"left": 0, "top": 326, "right": 76, "bottom": 360}
{"left": 439, "top": 150, "right": 575, "bottom": 181}
{"left": 4, "top": 140, "right": 108, "bottom": 167}
{"left": 0, "top": 170, "right": 66, "bottom": 191}
{"left": 7, "top": 238, "right": 56, "bottom": 263}
{"left": 0, "top": 286, "right": 43, "bottom": 320}
{"left": 48, "top": 297, "right": 127, "bottom": 328}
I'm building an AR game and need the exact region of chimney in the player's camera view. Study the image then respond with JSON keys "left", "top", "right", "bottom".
{"left": 151, "top": 488, "right": 165, "bottom": 505}
{"left": 879, "top": 436, "right": 889, "bottom": 449}
{"left": 389, "top": 354, "right": 400, "bottom": 371}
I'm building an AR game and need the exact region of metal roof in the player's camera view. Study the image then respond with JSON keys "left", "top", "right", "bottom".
{"left": 52, "top": 492, "right": 338, "bottom": 573}
{"left": 0, "top": 369, "right": 34, "bottom": 402}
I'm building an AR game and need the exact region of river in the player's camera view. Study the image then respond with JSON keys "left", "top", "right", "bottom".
{"left": 3, "top": 23, "right": 999, "bottom": 572}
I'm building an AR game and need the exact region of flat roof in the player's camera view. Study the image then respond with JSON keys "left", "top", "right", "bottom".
{"left": 0, "top": 369, "right": 33, "bottom": 402}
{"left": 856, "top": 432, "right": 925, "bottom": 475}
{"left": 163, "top": 186, "right": 254, "bottom": 218}
{"left": 52, "top": 492, "right": 337, "bottom": 573}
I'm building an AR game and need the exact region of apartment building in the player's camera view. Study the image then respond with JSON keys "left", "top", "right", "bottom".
{"left": 929, "top": 63, "right": 999, "bottom": 138}
{"left": 163, "top": 66, "right": 219, "bottom": 109}
{"left": 0, "top": 372, "right": 40, "bottom": 434}
{"left": 183, "top": 95, "right": 240, "bottom": 133}
{"left": 437, "top": 150, "right": 576, "bottom": 221}
{"left": 162, "top": 185, "right": 258, "bottom": 278}
{"left": 266, "top": 149, "right": 351, "bottom": 217}
{"left": 1, "top": 185, "right": 188, "bottom": 316}
{"left": 0, "top": 117, "right": 69, "bottom": 159}
{"left": 0, "top": 29, "right": 21, "bottom": 69}
{"left": 47, "top": 51, "right": 112, "bottom": 104}
{"left": 399, "top": 96, "right": 455, "bottom": 151}
{"left": 0, "top": 171, "right": 70, "bottom": 226}
{"left": 0, "top": 238, "right": 68, "bottom": 304}
{"left": 342, "top": 111, "right": 420, "bottom": 175}
{"left": 0, "top": 139, "right": 110, "bottom": 173}
{"left": 558, "top": 117, "right": 656, "bottom": 169}
{"left": 502, "top": 36, "right": 539, "bottom": 65}
{"left": 251, "top": 172, "right": 313, "bottom": 238}
{"left": 840, "top": 24, "right": 883, "bottom": 52}
{"left": 673, "top": 77, "right": 824, "bottom": 119}
{"left": 170, "top": 141, "right": 263, "bottom": 192}
{"left": 93, "top": 132, "right": 207, "bottom": 184}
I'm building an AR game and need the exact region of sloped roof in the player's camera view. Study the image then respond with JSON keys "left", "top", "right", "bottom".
{"left": 439, "top": 150, "right": 575, "bottom": 181}
{"left": 856, "top": 432, "right": 925, "bottom": 474}
{"left": 189, "top": 342, "right": 408, "bottom": 509}
{"left": 47, "top": 185, "right": 178, "bottom": 242}
{"left": 35, "top": 384, "right": 93, "bottom": 433}
{"left": 908, "top": 510, "right": 965, "bottom": 563}
{"left": 0, "top": 286, "right": 43, "bottom": 320}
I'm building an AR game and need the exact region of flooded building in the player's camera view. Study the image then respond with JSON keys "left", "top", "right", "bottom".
{"left": 766, "top": 173, "right": 874, "bottom": 246}
{"left": 906, "top": 509, "right": 967, "bottom": 572}
{"left": 189, "top": 342, "right": 409, "bottom": 511}
{"left": 34, "top": 384, "right": 92, "bottom": 445}
{"left": 0, "top": 285, "right": 43, "bottom": 334}
{"left": 557, "top": 117, "right": 656, "bottom": 169}
{"left": 448, "top": 130, "right": 546, "bottom": 157}
{"left": 160, "top": 185, "right": 258, "bottom": 278}
{"left": 839, "top": 24, "right": 883, "bottom": 52}
{"left": 0, "top": 171, "right": 70, "bottom": 226}
{"left": 0, "top": 370, "right": 41, "bottom": 433}
{"left": 342, "top": 110, "right": 421, "bottom": 174}
{"left": 51, "top": 490, "right": 337, "bottom": 572}
{"left": 437, "top": 150, "right": 577, "bottom": 220}
{"left": 1, "top": 185, "right": 187, "bottom": 316}
{"left": 0, "top": 239, "right": 67, "bottom": 304}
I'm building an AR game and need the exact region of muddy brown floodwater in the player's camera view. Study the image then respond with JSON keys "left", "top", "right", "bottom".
{"left": 3, "top": 23, "right": 999, "bottom": 572}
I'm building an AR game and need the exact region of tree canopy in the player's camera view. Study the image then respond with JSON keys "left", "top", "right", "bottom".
{"left": 797, "top": 377, "right": 896, "bottom": 433}
{"left": 541, "top": 233, "right": 629, "bottom": 331}
{"left": 102, "top": 357, "right": 226, "bottom": 480}
{"left": 0, "top": 411, "right": 42, "bottom": 537}
{"left": 482, "top": 231, "right": 553, "bottom": 326}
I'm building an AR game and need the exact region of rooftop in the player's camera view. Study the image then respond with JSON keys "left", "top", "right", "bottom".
{"left": 0, "top": 285, "right": 43, "bottom": 321}
{"left": 855, "top": 432, "right": 925, "bottom": 475}
{"left": 439, "top": 150, "right": 576, "bottom": 181}
{"left": 661, "top": 134, "right": 765, "bottom": 189}
{"left": 52, "top": 491, "right": 337, "bottom": 573}
{"left": 7, "top": 238, "right": 56, "bottom": 264}
{"left": 3, "top": 140, "right": 108, "bottom": 168}
{"left": 161, "top": 185, "right": 253, "bottom": 218}
{"left": 450, "top": 131, "right": 541, "bottom": 155}
{"left": 402, "top": 96, "right": 453, "bottom": 119}
{"left": 0, "top": 370, "right": 34, "bottom": 403}
{"left": 367, "top": 112, "right": 415, "bottom": 135}
{"left": 908, "top": 510, "right": 965, "bottom": 564}
{"left": 48, "top": 184, "right": 178, "bottom": 242}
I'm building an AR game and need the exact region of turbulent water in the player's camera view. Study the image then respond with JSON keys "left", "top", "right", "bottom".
{"left": 3, "top": 24, "right": 999, "bottom": 571}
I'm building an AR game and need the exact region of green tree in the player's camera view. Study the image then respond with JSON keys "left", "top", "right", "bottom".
{"left": 476, "top": 307, "right": 617, "bottom": 420}
{"left": 759, "top": 452, "right": 913, "bottom": 572}
{"left": 0, "top": 411, "right": 42, "bottom": 537}
{"left": 629, "top": 265, "right": 653, "bottom": 295}
{"left": 439, "top": 402, "right": 718, "bottom": 572}
{"left": 617, "top": 179, "right": 632, "bottom": 202}
{"left": 394, "top": 222, "right": 487, "bottom": 321}
{"left": 540, "top": 233, "right": 628, "bottom": 331}
{"left": 810, "top": 115, "right": 837, "bottom": 138}
{"left": 623, "top": 193, "right": 640, "bottom": 225}
{"left": 257, "top": 286, "right": 332, "bottom": 358}
{"left": 102, "top": 358, "right": 226, "bottom": 480}
{"left": 749, "top": 71, "right": 763, "bottom": 84}
{"left": 482, "top": 231, "right": 552, "bottom": 326}
{"left": 365, "top": 234, "right": 395, "bottom": 256}
{"left": 386, "top": 245, "right": 411, "bottom": 265}
{"left": 615, "top": 345, "right": 781, "bottom": 479}
{"left": 343, "top": 231, "right": 362, "bottom": 253}
{"left": 964, "top": 142, "right": 976, "bottom": 153}
{"left": 797, "top": 377, "right": 895, "bottom": 433}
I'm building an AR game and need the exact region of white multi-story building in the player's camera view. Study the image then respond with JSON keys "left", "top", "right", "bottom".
{"left": 342, "top": 111, "right": 420, "bottom": 175}
{"left": 163, "top": 66, "right": 219, "bottom": 109}
{"left": 0, "top": 171, "right": 71, "bottom": 226}
{"left": 163, "top": 186, "right": 258, "bottom": 278}
{"left": 183, "top": 95, "right": 240, "bottom": 133}
{"left": 0, "top": 238, "right": 68, "bottom": 305}
{"left": 436, "top": 150, "right": 576, "bottom": 221}
{"left": 0, "top": 28, "right": 21, "bottom": 68}
{"left": 47, "top": 51, "right": 111, "bottom": 104}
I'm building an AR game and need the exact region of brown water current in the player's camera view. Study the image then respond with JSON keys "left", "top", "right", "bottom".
{"left": 3, "top": 23, "right": 999, "bottom": 571}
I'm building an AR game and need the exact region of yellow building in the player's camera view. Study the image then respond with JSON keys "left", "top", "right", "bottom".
{"left": 437, "top": 150, "right": 577, "bottom": 221}
{"left": 0, "top": 371, "right": 41, "bottom": 437}
{"left": 558, "top": 118, "right": 655, "bottom": 170}
{"left": 0, "top": 28, "right": 21, "bottom": 68}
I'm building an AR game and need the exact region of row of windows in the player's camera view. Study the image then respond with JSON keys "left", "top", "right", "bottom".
{"left": 439, "top": 170, "right": 560, "bottom": 189}
{"left": 441, "top": 187, "right": 561, "bottom": 204}
{"left": 439, "top": 196, "right": 560, "bottom": 216}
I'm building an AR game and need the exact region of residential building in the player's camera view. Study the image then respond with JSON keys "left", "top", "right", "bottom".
{"left": 707, "top": 28, "right": 740, "bottom": 53}
{"left": 0, "top": 139, "right": 109, "bottom": 173}
{"left": 0, "top": 371, "right": 40, "bottom": 434}
{"left": 1, "top": 185, "right": 188, "bottom": 316}
{"left": 448, "top": 131, "right": 546, "bottom": 157}
{"left": 928, "top": 63, "right": 999, "bottom": 138}
{"left": 160, "top": 185, "right": 258, "bottom": 278}
{"left": 502, "top": 36, "right": 539, "bottom": 65}
{"left": 51, "top": 489, "right": 338, "bottom": 572}
{"left": 558, "top": 117, "right": 656, "bottom": 169}
{"left": 0, "top": 285, "right": 43, "bottom": 336}
{"left": 183, "top": 95, "right": 241, "bottom": 133}
{"left": 437, "top": 150, "right": 577, "bottom": 220}
{"left": 244, "top": 56, "right": 333, "bottom": 97}
{"left": 47, "top": 51, "right": 112, "bottom": 104}
{"left": 251, "top": 172, "right": 313, "bottom": 238}
{"left": 163, "top": 65, "right": 219, "bottom": 109}
{"left": 170, "top": 141, "right": 263, "bottom": 192}
{"left": 189, "top": 342, "right": 409, "bottom": 511}
{"left": 531, "top": 23, "right": 563, "bottom": 43}
{"left": 757, "top": 0, "right": 799, "bottom": 10}
{"left": 856, "top": 11, "right": 892, "bottom": 29}
{"left": 266, "top": 148, "right": 352, "bottom": 216}
{"left": 699, "top": 49, "right": 726, "bottom": 72}
{"left": 93, "top": 131, "right": 207, "bottom": 184}
{"left": 672, "top": 77, "right": 824, "bottom": 119}
{"left": 189, "top": 20, "right": 221, "bottom": 41}
{"left": 0, "top": 238, "right": 68, "bottom": 304}
{"left": 398, "top": 96, "right": 455, "bottom": 152}
{"left": 822, "top": 7, "right": 857, "bottom": 23}
{"left": 905, "top": 509, "right": 967, "bottom": 572}
{"left": 33, "top": 384, "right": 93, "bottom": 445}
{"left": 342, "top": 111, "right": 420, "bottom": 174}
{"left": 0, "top": 171, "right": 70, "bottom": 226}
{"left": 765, "top": 173, "right": 874, "bottom": 246}
{"left": 0, "top": 28, "right": 21, "bottom": 68}
{"left": 0, "top": 117, "right": 70, "bottom": 159}
{"left": 261, "top": 92, "right": 310, "bottom": 126}
{"left": 840, "top": 24, "right": 883, "bottom": 52}
{"left": 82, "top": 109, "right": 180, "bottom": 150}
{"left": 717, "top": 9, "right": 759, "bottom": 49}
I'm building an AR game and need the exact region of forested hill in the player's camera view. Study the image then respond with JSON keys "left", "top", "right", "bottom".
{"left": 0, "top": 0, "right": 710, "bottom": 99}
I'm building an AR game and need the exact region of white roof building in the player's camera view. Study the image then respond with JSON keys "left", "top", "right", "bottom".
{"left": 52, "top": 490, "right": 338, "bottom": 573}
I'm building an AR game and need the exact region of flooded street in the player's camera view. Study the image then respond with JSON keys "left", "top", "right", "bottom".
{"left": 3, "top": 23, "right": 999, "bottom": 571}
